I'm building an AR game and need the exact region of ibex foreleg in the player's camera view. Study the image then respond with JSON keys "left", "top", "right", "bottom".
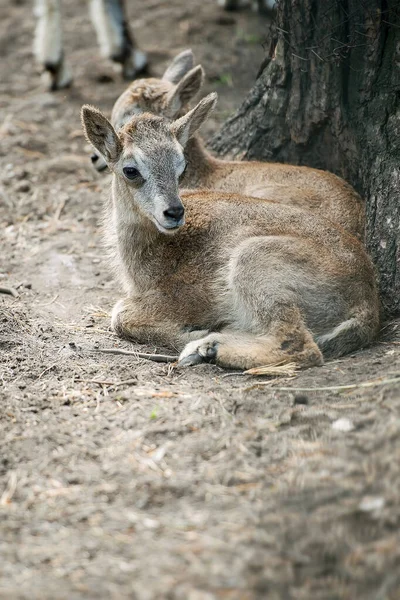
{"left": 33, "top": 0, "right": 72, "bottom": 90}
{"left": 178, "top": 316, "right": 323, "bottom": 371}
{"left": 111, "top": 298, "right": 209, "bottom": 351}
{"left": 89, "top": 0, "right": 147, "bottom": 80}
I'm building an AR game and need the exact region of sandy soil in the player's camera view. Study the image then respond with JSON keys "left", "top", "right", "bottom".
{"left": 1, "top": 1, "right": 400, "bottom": 599}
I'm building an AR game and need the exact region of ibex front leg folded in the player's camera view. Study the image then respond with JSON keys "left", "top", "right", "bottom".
{"left": 179, "top": 313, "right": 323, "bottom": 370}
{"left": 112, "top": 298, "right": 209, "bottom": 351}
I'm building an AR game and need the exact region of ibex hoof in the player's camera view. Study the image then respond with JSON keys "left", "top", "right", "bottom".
{"left": 178, "top": 353, "right": 205, "bottom": 367}
{"left": 44, "top": 59, "right": 73, "bottom": 91}
{"left": 178, "top": 339, "right": 218, "bottom": 367}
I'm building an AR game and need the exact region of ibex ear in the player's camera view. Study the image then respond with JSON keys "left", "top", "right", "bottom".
{"left": 166, "top": 66, "right": 205, "bottom": 117}
{"left": 162, "top": 49, "right": 195, "bottom": 83}
{"left": 170, "top": 93, "right": 218, "bottom": 147}
{"left": 81, "top": 105, "right": 122, "bottom": 163}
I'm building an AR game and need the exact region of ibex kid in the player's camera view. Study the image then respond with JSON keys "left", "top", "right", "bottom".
{"left": 81, "top": 94, "right": 379, "bottom": 370}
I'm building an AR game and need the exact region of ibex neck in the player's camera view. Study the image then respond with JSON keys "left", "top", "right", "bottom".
{"left": 107, "top": 177, "right": 162, "bottom": 292}
{"left": 184, "top": 135, "right": 217, "bottom": 187}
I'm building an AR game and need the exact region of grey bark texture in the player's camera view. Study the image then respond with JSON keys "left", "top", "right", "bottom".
{"left": 212, "top": 0, "right": 400, "bottom": 315}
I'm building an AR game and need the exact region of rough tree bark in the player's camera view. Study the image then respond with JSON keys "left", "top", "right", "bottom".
{"left": 212, "top": 0, "right": 400, "bottom": 315}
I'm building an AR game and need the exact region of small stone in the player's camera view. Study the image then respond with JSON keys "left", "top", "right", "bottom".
{"left": 15, "top": 168, "right": 28, "bottom": 180}
{"left": 359, "top": 496, "right": 385, "bottom": 512}
{"left": 331, "top": 418, "right": 355, "bottom": 432}
{"left": 143, "top": 517, "right": 159, "bottom": 529}
{"left": 16, "top": 180, "right": 30, "bottom": 193}
{"left": 294, "top": 394, "right": 309, "bottom": 405}
{"left": 215, "top": 15, "right": 236, "bottom": 25}
{"left": 96, "top": 74, "right": 115, "bottom": 84}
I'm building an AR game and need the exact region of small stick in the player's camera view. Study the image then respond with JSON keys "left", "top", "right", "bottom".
{"left": 220, "top": 371, "right": 245, "bottom": 378}
{"left": 97, "top": 348, "right": 179, "bottom": 363}
{"left": 0, "top": 286, "right": 19, "bottom": 298}
{"left": 74, "top": 378, "right": 137, "bottom": 387}
{"left": 54, "top": 198, "right": 67, "bottom": 221}
{"left": 41, "top": 293, "right": 59, "bottom": 306}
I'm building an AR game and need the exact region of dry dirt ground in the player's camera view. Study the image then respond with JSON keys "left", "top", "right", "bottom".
{"left": 1, "top": 1, "right": 400, "bottom": 599}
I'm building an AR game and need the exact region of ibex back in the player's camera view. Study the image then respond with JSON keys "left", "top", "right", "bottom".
{"left": 91, "top": 50, "right": 365, "bottom": 239}
{"left": 81, "top": 94, "right": 379, "bottom": 370}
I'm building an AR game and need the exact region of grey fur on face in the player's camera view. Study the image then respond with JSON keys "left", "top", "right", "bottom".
{"left": 81, "top": 93, "right": 217, "bottom": 233}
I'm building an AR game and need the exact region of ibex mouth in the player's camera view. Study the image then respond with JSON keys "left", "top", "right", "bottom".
{"left": 153, "top": 215, "right": 185, "bottom": 234}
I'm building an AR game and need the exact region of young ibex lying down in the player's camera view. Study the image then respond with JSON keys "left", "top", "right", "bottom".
{"left": 91, "top": 50, "right": 365, "bottom": 239}
{"left": 81, "top": 94, "right": 379, "bottom": 370}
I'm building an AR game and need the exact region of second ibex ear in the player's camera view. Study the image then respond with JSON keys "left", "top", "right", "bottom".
{"left": 171, "top": 93, "right": 218, "bottom": 147}
{"left": 162, "top": 49, "right": 195, "bottom": 83}
{"left": 81, "top": 105, "right": 122, "bottom": 164}
{"left": 165, "top": 66, "right": 205, "bottom": 117}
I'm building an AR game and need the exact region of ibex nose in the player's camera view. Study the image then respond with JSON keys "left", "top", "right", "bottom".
{"left": 91, "top": 153, "right": 99, "bottom": 163}
{"left": 163, "top": 205, "right": 185, "bottom": 222}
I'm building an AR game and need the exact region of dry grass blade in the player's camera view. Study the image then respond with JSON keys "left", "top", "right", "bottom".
{"left": 83, "top": 305, "right": 110, "bottom": 318}
{"left": 0, "top": 471, "right": 17, "bottom": 505}
{"left": 62, "top": 324, "right": 111, "bottom": 334}
{"left": 244, "top": 361, "right": 298, "bottom": 377}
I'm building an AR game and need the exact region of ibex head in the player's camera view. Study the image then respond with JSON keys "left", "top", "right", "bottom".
{"left": 91, "top": 50, "right": 205, "bottom": 173}
{"left": 81, "top": 93, "right": 217, "bottom": 234}
{"left": 122, "top": 49, "right": 205, "bottom": 120}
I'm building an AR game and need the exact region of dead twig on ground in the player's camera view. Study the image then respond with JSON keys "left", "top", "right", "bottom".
{"left": 97, "top": 348, "right": 178, "bottom": 363}
{"left": 0, "top": 286, "right": 19, "bottom": 298}
{"left": 74, "top": 378, "right": 137, "bottom": 387}
{"left": 62, "top": 324, "right": 111, "bottom": 334}
{"left": 243, "top": 374, "right": 400, "bottom": 393}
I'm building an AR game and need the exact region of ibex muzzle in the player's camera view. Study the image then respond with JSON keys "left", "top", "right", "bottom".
{"left": 161, "top": 199, "right": 185, "bottom": 229}
{"left": 150, "top": 193, "right": 185, "bottom": 232}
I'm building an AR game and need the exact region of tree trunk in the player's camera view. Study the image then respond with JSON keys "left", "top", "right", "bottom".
{"left": 212, "top": 0, "right": 400, "bottom": 315}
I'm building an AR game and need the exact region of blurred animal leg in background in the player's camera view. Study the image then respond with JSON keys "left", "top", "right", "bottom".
{"left": 89, "top": 0, "right": 148, "bottom": 80}
{"left": 34, "top": 0, "right": 73, "bottom": 90}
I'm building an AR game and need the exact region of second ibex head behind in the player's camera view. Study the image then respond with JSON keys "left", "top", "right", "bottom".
{"left": 82, "top": 92, "right": 217, "bottom": 234}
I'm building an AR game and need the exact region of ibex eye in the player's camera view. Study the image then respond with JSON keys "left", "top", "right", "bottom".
{"left": 123, "top": 167, "right": 140, "bottom": 180}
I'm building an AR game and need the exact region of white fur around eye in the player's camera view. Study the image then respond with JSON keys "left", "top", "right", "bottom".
{"left": 123, "top": 147, "right": 150, "bottom": 180}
